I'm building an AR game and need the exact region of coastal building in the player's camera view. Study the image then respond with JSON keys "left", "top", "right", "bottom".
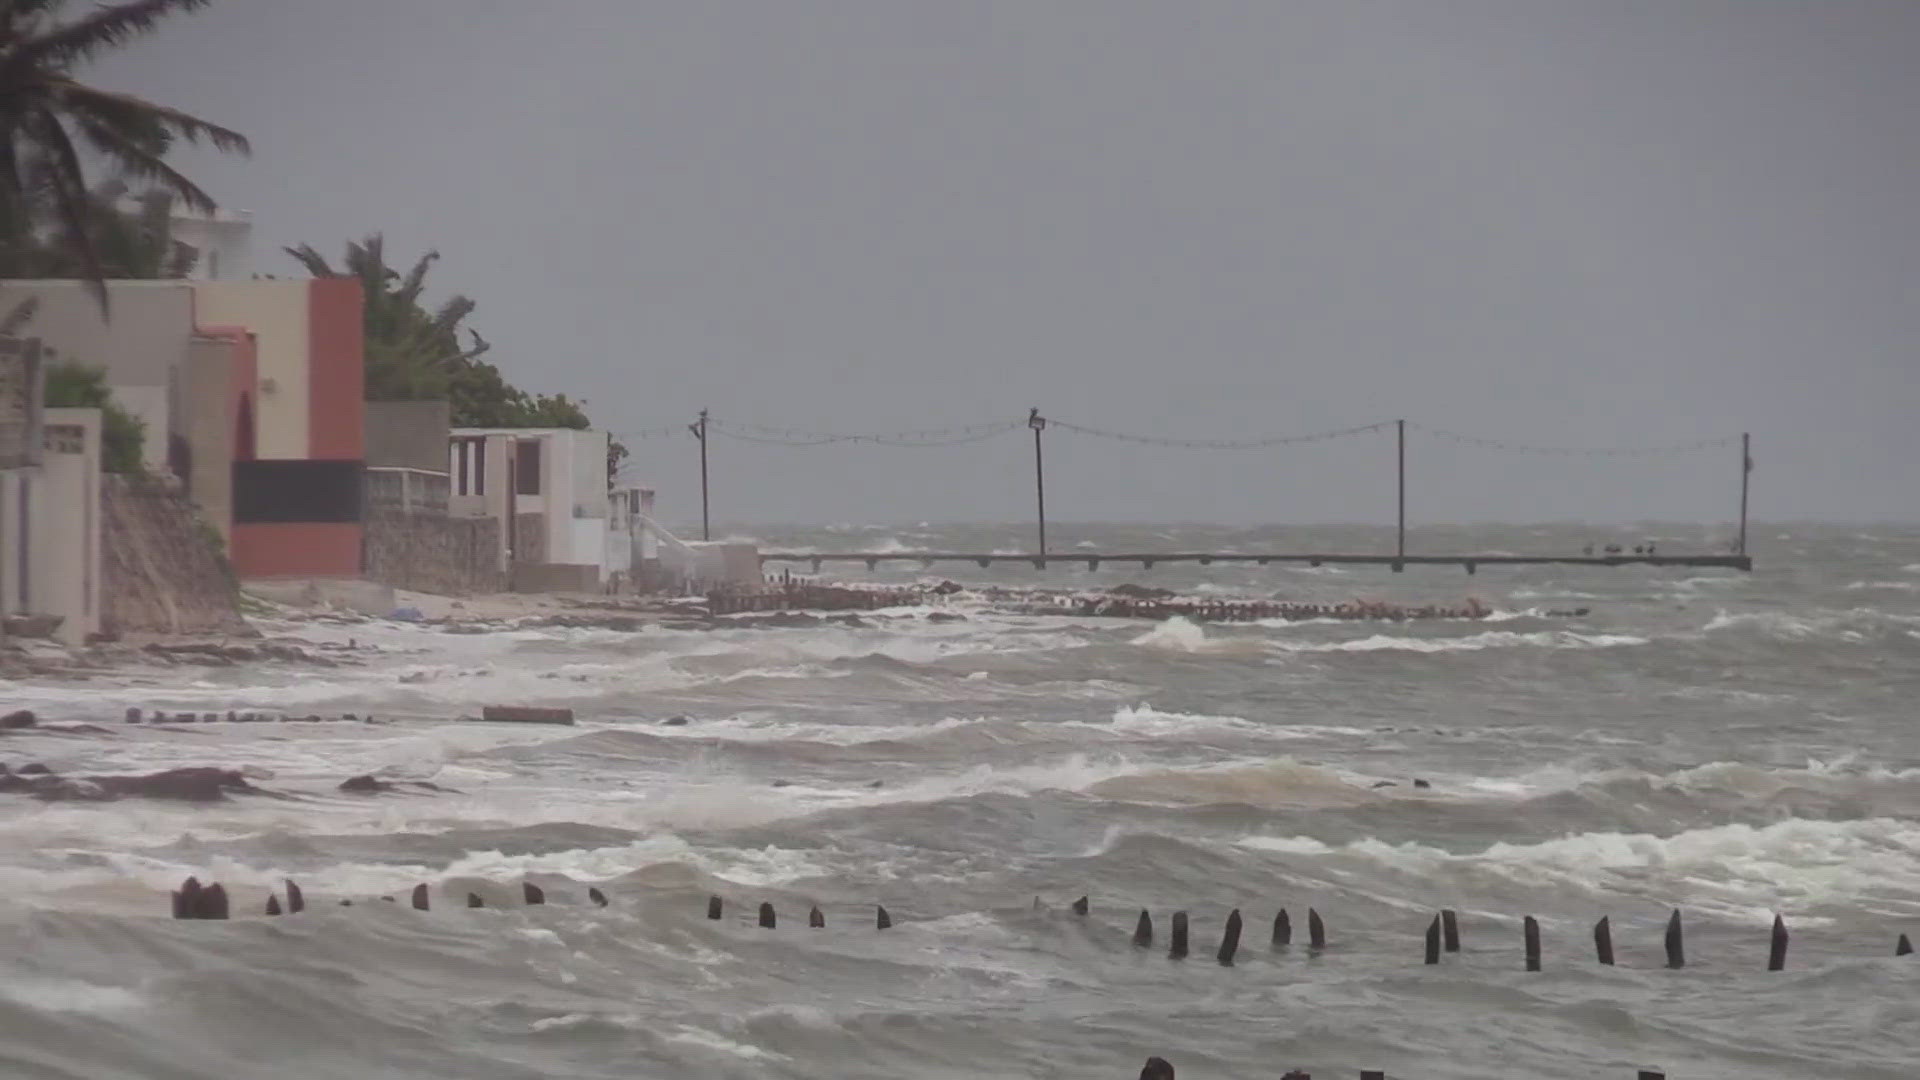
{"left": 0, "top": 277, "right": 366, "bottom": 584}
{"left": 449, "top": 426, "right": 613, "bottom": 592}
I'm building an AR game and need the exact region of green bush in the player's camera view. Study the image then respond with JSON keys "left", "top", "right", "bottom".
{"left": 41, "top": 361, "right": 146, "bottom": 474}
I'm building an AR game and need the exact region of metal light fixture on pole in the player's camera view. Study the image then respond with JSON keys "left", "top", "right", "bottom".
{"left": 689, "top": 409, "right": 710, "bottom": 541}
{"left": 1028, "top": 408, "right": 1047, "bottom": 562}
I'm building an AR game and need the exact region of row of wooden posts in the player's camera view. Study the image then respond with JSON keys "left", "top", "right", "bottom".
{"left": 168, "top": 877, "right": 609, "bottom": 918}
{"left": 167, "top": 880, "right": 1919, "bottom": 968}
{"left": 1140, "top": 1060, "right": 1675, "bottom": 1079}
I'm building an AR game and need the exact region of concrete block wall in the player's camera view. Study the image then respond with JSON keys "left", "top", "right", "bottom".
{"left": 364, "top": 507, "right": 505, "bottom": 596}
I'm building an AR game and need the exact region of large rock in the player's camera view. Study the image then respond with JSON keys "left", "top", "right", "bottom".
{"left": 0, "top": 710, "right": 37, "bottom": 729}
{"left": 30, "top": 766, "right": 254, "bottom": 803}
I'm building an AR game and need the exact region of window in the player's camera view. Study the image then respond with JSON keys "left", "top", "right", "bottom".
{"left": 452, "top": 437, "right": 486, "bottom": 496}
{"left": 515, "top": 438, "right": 542, "bottom": 495}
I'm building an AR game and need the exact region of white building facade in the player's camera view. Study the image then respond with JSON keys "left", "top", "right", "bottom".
{"left": 449, "top": 427, "right": 613, "bottom": 592}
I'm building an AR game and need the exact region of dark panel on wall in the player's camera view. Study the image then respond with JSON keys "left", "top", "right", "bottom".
{"left": 233, "top": 460, "right": 364, "bottom": 524}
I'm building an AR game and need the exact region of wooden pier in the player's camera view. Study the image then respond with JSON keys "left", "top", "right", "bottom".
{"left": 757, "top": 551, "right": 1753, "bottom": 574}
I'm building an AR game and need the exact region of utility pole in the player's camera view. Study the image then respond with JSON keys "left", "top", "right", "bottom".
{"left": 1396, "top": 419, "right": 1407, "bottom": 565}
{"left": 689, "top": 409, "right": 710, "bottom": 541}
{"left": 1029, "top": 408, "right": 1048, "bottom": 561}
{"left": 1737, "top": 432, "right": 1751, "bottom": 556}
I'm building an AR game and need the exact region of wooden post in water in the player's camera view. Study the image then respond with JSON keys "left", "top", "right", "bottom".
{"left": 1594, "top": 916, "right": 1614, "bottom": 966}
{"left": 1217, "top": 909, "right": 1242, "bottom": 966}
{"left": 524, "top": 882, "right": 545, "bottom": 906}
{"left": 1768, "top": 914, "right": 1788, "bottom": 971}
{"left": 1898, "top": 934, "right": 1913, "bottom": 956}
{"left": 1361, "top": 1072, "right": 1385, "bottom": 1080}
{"left": 707, "top": 896, "right": 722, "bottom": 920}
{"left": 1169, "top": 912, "right": 1189, "bottom": 960}
{"left": 1524, "top": 916, "right": 1542, "bottom": 972}
{"left": 1425, "top": 915, "right": 1441, "bottom": 965}
{"left": 588, "top": 888, "right": 608, "bottom": 907}
{"left": 285, "top": 880, "right": 305, "bottom": 914}
{"left": 758, "top": 902, "right": 776, "bottom": 928}
{"left": 1133, "top": 910, "right": 1153, "bottom": 948}
{"left": 411, "top": 884, "right": 430, "bottom": 911}
{"left": 1665, "top": 910, "right": 1685, "bottom": 969}
{"left": 1639, "top": 1072, "right": 1666, "bottom": 1080}
{"left": 1071, "top": 895, "right": 1089, "bottom": 916}
{"left": 1442, "top": 908, "right": 1460, "bottom": 952}
{"left": 876, "top": 905, "right": 892, "bottom": 930}
{"left": 1139, "top": 1057, "right": 1175, "bottom": 1080}
{"left": 467, "top": 893, "right": 484, "bottom": 909}
{"left": 265, "top": 894, "right": 282, "bottom": 916}
{"left": 171, "top": 877, "right": 201, "bottom": 919}
{"left": 809, "top": 906, "right": 825, "bottom": 928}
{"left": 1272, "top": 909, "right": 1291, "bottom": 948}
{"left": 1308, "top": 908, "right": 1326, "bottom": 951}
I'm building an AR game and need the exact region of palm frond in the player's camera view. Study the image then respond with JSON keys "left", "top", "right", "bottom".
{"left": 54, "top": 80, "right": 250, "bottom": 156}
{"left": 74, "top": 115, "right": 216, "bottom": 213}
{"left": 2, "top": 0, "right": 214, "bottom": 75}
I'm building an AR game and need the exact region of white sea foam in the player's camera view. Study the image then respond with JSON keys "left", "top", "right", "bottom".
{"left": 0, "top": 978, "right": 146, "bottom": 1015}
{"left": 1268, "top": 630, "right": 1647, "bottom": 654}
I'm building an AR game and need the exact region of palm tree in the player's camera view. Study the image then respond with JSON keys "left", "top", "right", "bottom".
{"left": 284, "top": 235, "right": 492, "bottom": 402}
{"left": 0, "top": 180, "right": 198, "bottom": 278}
{"left": 0, "top": 0, "right": 248, "bottom": 304}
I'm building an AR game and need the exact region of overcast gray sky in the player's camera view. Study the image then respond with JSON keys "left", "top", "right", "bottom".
{"left": 96, "top": 1, "right": 1919, "bottom": 526}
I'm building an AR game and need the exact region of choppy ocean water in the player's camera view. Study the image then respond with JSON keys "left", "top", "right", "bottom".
{"left": 1, "top": 523, "right": 1916, "bottom": 1080}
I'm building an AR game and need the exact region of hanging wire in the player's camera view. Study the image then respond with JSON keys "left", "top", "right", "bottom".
{"left": 1045, "top": 418, "right": 1394, "bottom": 450}
{"left": 706, "top": 416, "right": 1026, "bottom": 447}
{"left": 604, "top": 424, "right": 690, "bottom": 441}
{"left": 1410, "top": 423, "right": 1740, "bottom": 456}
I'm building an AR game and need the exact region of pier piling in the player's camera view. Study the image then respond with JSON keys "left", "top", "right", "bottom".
{"left": 411, "top": 884, "right": 430, "bottom": 911}
{"left": 758, "top": 902, "right": 776, "bottom": 928}
{"left": 1524, "top": 916, "right": 1541, "bottom": 972}
{"left": 1217, "top": 909, "right": 1242, "bottom": 966}
{"left": 1272, "top": 908, "right": 1291, "bottom": 948}
{"left": 876, "top": 905, "right": 892, "bottom": 930}
{"left": 1072, "top": 895, "right": 1089, "bottom": 916}
{"left": 265, "top": 894, "right": 281, "bottom": 917}
{"left": 1308, "top": 908, "right": 1326, "bottom": 951}
{"left": 1898, "top": 934, "right": 1913, "bottom": 956}
{"left": 1169, "top": 912, "right": 1189, "bottom": 960}
{"left": 1665, "top": 910, "right": 1685, "bottom": 969}
{"left": 467, "top": 893, "right": 483, "bottom": 909}
{"left": 589, "top": 888, "right": 608, "bottom": 907}
{"left": 285, "top": 880, "right": 305, "bottom": 914}
{"left": 1768, "top": 914, "right": 1788, "bottom": 971}
{"left": 1594, "top": 917, "right": 1614, "bottom": 966}
{"left": 524, "top": 882, "right": 546, "bottom": 906}
{"left": 1425, "top": 915, "right": 1441, "bottom": 965}
{"left": 707, "top": 896, "right": 722, "bottom": 920}
{"left": 1132, "top": 910, "right": 1153, "bottom": 948}
{"left": 809, "top": 906, "right": 825, "bottom": 928}
{"left": 1442, "top": 908, "right": 1460, "bottom": 952}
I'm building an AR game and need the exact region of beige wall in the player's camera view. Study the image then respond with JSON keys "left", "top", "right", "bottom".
{"left": 192, "top": 281, "right": 310, "bottom": 458}
{"left": 181, "top": 335, "right": 238, "bottom": 545}
{"left": 0, "top": 281, "right": 193, "bottom": 470}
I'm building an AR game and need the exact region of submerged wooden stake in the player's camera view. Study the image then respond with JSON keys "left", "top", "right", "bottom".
{"left": 1272, "top": 908, "right": 1291, "bottom": 947}
{"left": 707, "top": 896, "right": 722, "bottom": 920}
{"left": 265, "top": 894, "right": 282, "bottom": 917}
{"left": 524, "top": 882, "right": 546, "bottom": 906}
{"left": 1132, "top": 909, "right": 1153, "bottom": 948}
{"left": 1665, "top": 910, "right": 1685, "bottom": 969}
{"left": 1139, "top": 1056, "right": 1175, "bottom": 1080}
{"left": 1424, "top": 915, "right": 1441, "bottom": 965}
{"left": 285, "top": 879, "right": 305, "bottom": 914}
{"left": 171, "top": 877, "right": 201, "bottom": 920}
{"left": 412, "top": 884, "right": 430, "bottom": 911}
{"left": 758, "top": 902, "right": 776, "bottom": 928}
{"left": 1217, "top": 909, "right": 1242, "bottom": 966}
{"left": 588, "top": 887, "right": 608, "bottom": 908}
{"left": 1898, "top": 934, "right": 1913, "bottom": 957}
{"left": 809, "top": 906, "right": 825, "bottom": 928}
{"left": 1071, "top": 895, "right": 1089, "bottom": 916}
{"left": 1594, "top": 916, "right": 1614, "bottom": 966}
{"left": 1442, "top": 908, "right": 1460, "bottom": 952}
{"left": 1524, "top": 916, "right": 1541, "bottom": 972}
{"left": 467, "top": 893, "right": 484, "bottom": 909}
{"left": 876, "top": 905, "right": 892, "bottom": 930}
{"left": 1169, "top": 911, "right": 1189, "bottom": 960}
{"left": 1308, "top": 908, "right": 1326, "bottom": 951}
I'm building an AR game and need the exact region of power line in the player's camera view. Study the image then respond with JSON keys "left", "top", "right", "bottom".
{"left": 1047, "top": 418, "right": 1394, "bottom": 449}
{"left": 706, "top": 416, "right": 1025, "bottom": 447}
{"left": 1411, "top": 424, "right": 1740, "bottom": 456}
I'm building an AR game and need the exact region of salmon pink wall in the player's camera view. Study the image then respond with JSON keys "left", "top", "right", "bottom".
{"left": 306, "top": 278, "right": 364, "bottom": 460}
{"left": 230, "top": 524, "right": 362, "bottom": 579}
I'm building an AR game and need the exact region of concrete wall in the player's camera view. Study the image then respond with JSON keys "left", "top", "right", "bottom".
{"left": 100, "top": 474, "right": 247, "bottom": 637}
{"left": 0, "top": 281, "right": 194, "bottom": 471}
{"left": 366, "top": 400, "right": 451, "bottom": 471}
{"left": 230, "top": 523, "right": 361, "bottom": 579}
{"left": 192, "top": 281, "right": 309, "bottom": 459}
{"left": 180, "top": 333, "right": 238, "bottom": 545}
{"left": 31, "top": 408, "right": 101, "bottom": 643}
